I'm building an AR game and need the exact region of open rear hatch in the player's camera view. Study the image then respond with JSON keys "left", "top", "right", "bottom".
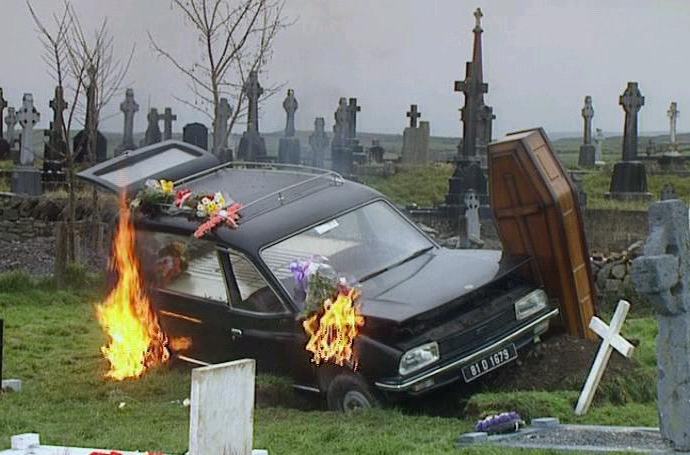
{"left": 77, "top": 140, "right": 220, "bottom": 194}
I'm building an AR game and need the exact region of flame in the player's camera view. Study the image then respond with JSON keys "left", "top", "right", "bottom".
{"left": 96, "top": 195, "right": 170, "bottom": 380}
{"left": 302, "top": 289, "right": 365, "bottom": 366}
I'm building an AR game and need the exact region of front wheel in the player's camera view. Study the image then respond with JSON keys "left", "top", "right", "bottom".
{"left": 326, "top": 373, "right": 380, "bottom": 412}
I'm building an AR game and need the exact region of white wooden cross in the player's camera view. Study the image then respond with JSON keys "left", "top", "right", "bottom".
{"left": 575, "top": 300, "right": 635, "bottom": 415}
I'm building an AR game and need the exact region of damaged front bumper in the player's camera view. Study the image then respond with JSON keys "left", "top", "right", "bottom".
{"left": 373, "top": 308, "right": 560, "bottom": 394}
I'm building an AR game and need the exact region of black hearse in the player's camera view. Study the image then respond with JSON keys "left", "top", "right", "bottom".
{"left": 80, "top": 141, "right": 559, "bottom": 412}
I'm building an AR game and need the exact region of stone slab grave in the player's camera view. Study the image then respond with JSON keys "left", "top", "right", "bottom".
{"left": 1, "top": 359, "right": 268, "bottom": 455}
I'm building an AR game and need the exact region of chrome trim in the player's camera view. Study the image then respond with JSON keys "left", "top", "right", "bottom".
{"left": 292, "top": 384, "right": 321, "bottom": 394}
{"left": 374, "top": 308, "right": 560, "bottom": 392}
{"left": 176, "top": 354, "right": 211, "bottom": 367}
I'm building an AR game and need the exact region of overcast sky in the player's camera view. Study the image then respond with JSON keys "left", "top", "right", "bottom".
{"left": 1, "top": 0, "right": 687, "bottom": 139}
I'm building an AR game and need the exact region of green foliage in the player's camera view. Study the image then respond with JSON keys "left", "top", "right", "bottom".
{"left": 361, "top": 164, "right": 453, "bottom": 207}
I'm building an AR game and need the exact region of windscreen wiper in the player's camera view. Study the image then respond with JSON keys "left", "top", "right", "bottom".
{"left": 359, "top": 246, "right": 434, "bottom": 283}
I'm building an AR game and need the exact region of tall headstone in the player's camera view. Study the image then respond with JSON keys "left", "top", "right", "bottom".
{"left": 607, "top": 82, "right": 651, "bottom": 200}
{"left": 667, "top": 101, "right": 679, "bottom": 151}
{"left": 401, "top": 104, "right": 430, "bottom": 164}
{"left": 446, "top": 8, "right": 492, "bottom": 212}
{"left": 594, "top": 128, "right": 605, "bottom": 165}
{"left": 11, "top": 94, "right": 42, "bottom": 195}
{"left": 331, "top": 98, "right": 352, "bottom": 174}
{"left": 116, "top": 88, "right": 139, "bottom": 154}
{"left": 347, "top": 97, "right": 361, "bottom": 140}
{"left": 308, "top": 117, "right": 328, "bottom": 168}
{"left": 161, "top": 107, "right": 177, "bottom": 141}
{"left": 183, "top": 122, "right": 209, "bottom": 151}
{"left": 0, "top": 88, "right": 8, "bottom": 159}
{"left": 631, "top": 200, "right": 690, "bottom": 451}
{"left": 237, "top": 71, "right": 267, "bottom": 162}
{"left": 278, "top": 89, "right": 301, "bottom": 164}
{"left": 578, "top": 96, "right": 596, "bottom": 167}
{"left": 368, "top": 139, "right": 385, "bottom": 163}
{"left": 43, "top": 86, "right": 68, "bottom": 187}
{"left": 143, "top": 108, "right": 162, "bottom": 146}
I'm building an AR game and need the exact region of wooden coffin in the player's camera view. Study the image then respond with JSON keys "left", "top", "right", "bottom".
{"left": 488, "top": 128, "right": 597, "bottom": 340}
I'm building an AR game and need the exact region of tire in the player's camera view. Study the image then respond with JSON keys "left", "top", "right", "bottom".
{"left": 326, "top": 373, "right": 380, "bottom": 412}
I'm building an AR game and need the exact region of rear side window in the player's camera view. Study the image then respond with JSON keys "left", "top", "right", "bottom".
{"left": 227, "top": 252, "right": 285, "bottom": 314}
{"left": 136, "top": 231, "right": 228, "bottom": 304}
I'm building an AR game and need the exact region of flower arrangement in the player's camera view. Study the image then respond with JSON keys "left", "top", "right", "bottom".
{"left": 474, "top": 411, "right": 524, "bottom": 434}
{"left": 130, "top": 179, "right": 242, "bottom": 239}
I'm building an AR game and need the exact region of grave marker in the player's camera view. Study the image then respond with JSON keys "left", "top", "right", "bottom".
{"left": 161, "top": 107, "right": 177, "bottom": 141}
{"left": 237, "top": 71, "right": 267, "bottom": 162}
{"left": 117, "top": 88, "right": 139, "bottom": 154}
{"left": 308, "top": 117, "right": 329, "bottom": 168}
{"left": 4, "top": 107, "right": 17, "bottom": 147}
{"left": 577, "top": 96, "right": 595, "bottom": 167}
{"left": 406, "top": 104, "right": 421, "bottom": 128}
{"left": 278, "top": 89, "right": 301, "bottom": 164}
{"left": 574, "top": 300, "right": 634, "bottom": 415}
{"left": 143, "top": 108, "right": 162, "bottom": 146}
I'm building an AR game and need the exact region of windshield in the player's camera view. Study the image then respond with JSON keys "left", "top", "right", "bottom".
{"left": 261, "top": 200, "right": 434, "bottom": 303}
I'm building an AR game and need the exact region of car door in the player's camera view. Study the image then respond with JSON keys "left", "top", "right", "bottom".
{"left": 137, "top": 229, "right": 237, "bottom": 364}
{"left": 219, "top": 248, "right": 310, "bottom": 380}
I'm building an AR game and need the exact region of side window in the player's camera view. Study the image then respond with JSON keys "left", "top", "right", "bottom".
{"left": 227, "top": 252, "right": 285, "bottom": 314}
{"left": 136, "top": 230, "right": 228, "bottom": 304}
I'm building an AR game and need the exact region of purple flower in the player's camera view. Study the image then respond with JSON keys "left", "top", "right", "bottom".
{"left": 475, "top": 411, "right": 522, "bottom": 434}
{"left": 290, "top": 259, "right": 314, "bottom": 293}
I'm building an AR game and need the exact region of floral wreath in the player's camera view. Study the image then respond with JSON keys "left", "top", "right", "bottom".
{"left": 130, "top": 179, "right": 242, "bottom": 239}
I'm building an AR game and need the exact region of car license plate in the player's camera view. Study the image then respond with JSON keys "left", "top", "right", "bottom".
{"left": 461, "top": 344, "right": 517, "bottom": 382}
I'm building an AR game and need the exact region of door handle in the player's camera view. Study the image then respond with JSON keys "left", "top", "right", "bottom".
{"left": 230, "top": 328, "right": 243, "bottom": 339}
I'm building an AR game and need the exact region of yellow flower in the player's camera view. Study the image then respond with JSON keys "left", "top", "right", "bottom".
{"left": 160, "top": 180, "right": 174, "bottom": 195}
{"left": 214, "top": 192, "right": 226, "bottom": 207}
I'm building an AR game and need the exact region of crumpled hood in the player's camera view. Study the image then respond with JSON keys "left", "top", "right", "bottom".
{"left": 358, "top": 248, "right": 527, "bottom": 324}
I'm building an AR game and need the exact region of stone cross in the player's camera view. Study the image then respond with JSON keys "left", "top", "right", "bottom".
{"left": 333, "top": 97, "right": 349, "bottom": 142}
{"left": 347, "top": 97, "right": 361, "bottom": 139}
{"left": 189, "top": 359, "right": 255, "bottom": 455}
{"left": 474, "top": 7, "right": 483, "bottom": 32}
{"left": 17, "top": 94, "right": 40, "bottom": 166}
{"left": 213, "top": 97, "right": 232, "bottom": 153}
{"left": 4, "top": 107, "right": 17, "bottom": 146}
{"left": 631, "top": 199, "right": 690, "bottom": 451}
{"left": 0, "top": 88, "right": 7, "bottom": 139}
{"left": 49, "top": 86, "right": 67, "bottom": 134}
{"left": 407, "top": 104, "right": 421, "bottom": 128}
{"left": 594, "top": 128, "right": 604, "bottom": 163}
{"left": 464, "top": 190, "right": 481, "bottom": 245}
{"left": 283, "top": 89, "right": 298, "bottom": 138}
{"left": 144, "top": 108, "right": 162, "bottom": 146}
{"left": 574, "top": 300, "right": 634, "bottom": 415}
{"left": 582, "top": 95, "right": 594, "bottom": 145}
{"left": 619, "top": 82, "right": 645, "bottom": 161}
{"left": 243, "top": 70, "right": 263, "bottom": 134}
{"left": 46, "top": 86, "right": 68, "bottom": 160}
{"left": 668, "top": 101, "right": 679, "bottom": 147}
{"left": 161, "top": 107, "right": 177, "bottom": 140}
{"left": 309, "top": 117, "right": 329, "bottom": 168}
{"left": 119, "top": 89, "right": 139, "bottom": 150}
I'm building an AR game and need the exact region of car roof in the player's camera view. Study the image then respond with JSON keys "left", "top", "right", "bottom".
{"left": 136, "top": 165, "right": 384, "bottom": 254}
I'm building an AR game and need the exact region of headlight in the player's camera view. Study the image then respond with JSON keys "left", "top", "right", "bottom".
{"left": 399, "top": 341, "right": 440, "bottom": 376}
{"left": 515, "top": 289, "right": 548, "bottom": 320}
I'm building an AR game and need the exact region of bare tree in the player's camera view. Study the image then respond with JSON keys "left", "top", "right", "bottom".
{"left": 149, "top": 0, "right": 289, "bottom": 157}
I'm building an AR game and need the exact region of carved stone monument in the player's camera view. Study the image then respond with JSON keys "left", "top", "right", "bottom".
{"left": 0, "top": 88, "right": 9, "bottom": 159}
{"left": 368, "top": 139, "right": 385, "bottom": 164}
{"left": 212, "top": 98, "right": 233, "bottom": 162}
{"left": 308, "top": 117, "right": 328, "bottom": 168}
{"left": 631, "top": 200, "right": 690, "bottom": 451}
{"left": 658, "top": 102, "right": 684, "bottom": 171}
{"left": 116, "top": 88, "right": 139, "bottom": 155}
{"left": 11, "top": 94, "right": 42, "bottom": 195}
{"left": 331, "top": 97, "right": 353, "bottom": 174}
{"left": 446, "top": 8, "right": 492, "bottom": 212}
{"left": 463, "top": 190, "right": 483, "bottom": 248}
{"left": 183, "top": 122, "right": 209, "bottom": 151}
{"left": 660, "top": 183, "right": 678, "bottom": 201}
{"left": 237, "top": 71, "right": 268, "bottom": 162}
{"left": 143, "top": 108, "right": 162, "bottom": 146}
{"left": 277, "top": 89, "right": 301, "bottom": 164}
{"left": 607, "top": 82, "right": 651, "bottom": 200}
{"left": 668, "top": 101, "right": 679, "bottom": 151}
{"left": 161, "top": 107, "right": 177, "bottom": 141}
{"left": 594, "top": 128, "right": 605, "bottom": 165}
{"left": 578, "top": 96, "right": 596, "bottom": 167}
{"left": 401, "top": 104, "right": 430, "bottom": 165}
{"left": 42, "top": 86, "right": 68, "bottom": 187}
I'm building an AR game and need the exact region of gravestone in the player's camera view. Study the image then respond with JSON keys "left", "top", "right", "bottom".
{"left": 463, "top": 190, "right": 482, "bottom": 248}
{"left": 116, "top": 88, "right": 139, "bottom": 154}
{"left": 660, "top": 183, "right": 677, "bottom": 201}
{"left": 42, "top": 86, "right": 68, "bottom": 187}
{"left": 594, "top": 128, "right": 605, "bottom": 165}
{"left": 143, "top": 108, "right": 162, "bottom": 146}
{"left": 577, "top": 96, "right": 596, "bottom": 167}
{"left": 607, "top": 82, "right": 651, "bottom": 200}
{"left": 237, "top": 71, "right": 267, "bottom": 162}
{"left": 183, "top": 122, "right": 209, "bottom": 151}
{"left": 658, "top": 102, "right": 684, "bottom": 171}
{"left": 331, "top": 97, "right": 352, "bottom": 174}
{"left": 308, "top": 117, "right": 328, "bottom": 168}
{"left": 213, "top": 98, "right": 233, "bottom": 162}
{"left": 401, "top": 104, "right": 430, "bottom": 165}
{"left": 347, "top": 97, "right": 366, "bottom": 167}
{"left": 189, "top": 359, "right": 255, "bottom": 455}
{"left": 277, "top": 89, "right": 301, "bottom": 164}
{"left": 0, "top": 88, "right": 8, "bottom": 159}
{"left": 667, "top": 102, "right": 679, "bottom": 151}
{"left": 369, "top": 139, "right": 385, "bottom": 163}
{"left": 631, "top": 200, "right": 690, "bottom": 451}
{"left": 161, "top": 107, "right": 177, "bottom": 141}
{"left": 4, "top": 107, "right": 18, "bottom": 153}
{"left": 11, "top": 93, "right": 42, "bottom": 195}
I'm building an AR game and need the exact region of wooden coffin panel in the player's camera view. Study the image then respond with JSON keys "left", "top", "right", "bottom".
{"left": 488, "top": 128, "right": 597, "bottom": 340}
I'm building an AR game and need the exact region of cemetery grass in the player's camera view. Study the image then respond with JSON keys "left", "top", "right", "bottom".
{"left": 361, "top": 163, "right": 454, "bottom": 207}
{"left": 0, "top": 273, "right": 659, "bottom": 454}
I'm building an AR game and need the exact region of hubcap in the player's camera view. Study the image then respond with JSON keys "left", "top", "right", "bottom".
{"left": 342, "top": 390, "right": 371, "bottom": 412}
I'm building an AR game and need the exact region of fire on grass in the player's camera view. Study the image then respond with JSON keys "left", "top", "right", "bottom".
{"left": 96, "top": 195, "right": 170, "bottom": 380}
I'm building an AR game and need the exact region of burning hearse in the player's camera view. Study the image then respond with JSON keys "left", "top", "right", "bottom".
{"left": 79, "top": 135, "right": 582, "bottom": 412}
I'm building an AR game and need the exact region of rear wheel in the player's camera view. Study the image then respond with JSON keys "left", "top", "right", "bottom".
{"left": 326, "top": 373, "right": 380, "bottom": 412}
